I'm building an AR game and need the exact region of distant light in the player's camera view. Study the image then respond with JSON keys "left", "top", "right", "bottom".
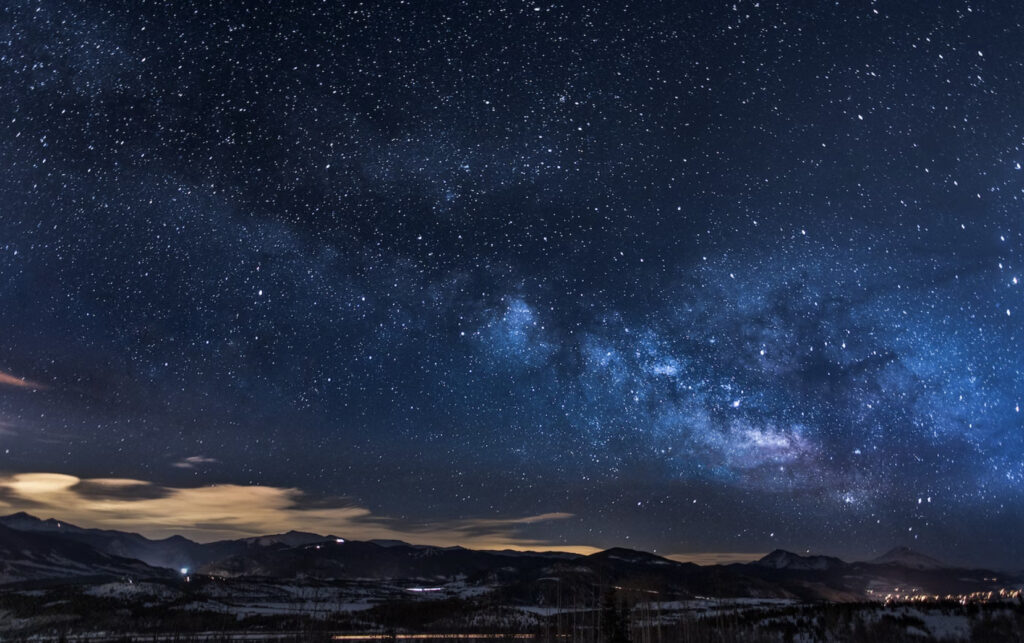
{"left": 180, "top": 567, "right": 189, "bottom": 575}
{"left": 336, "top": 538, "right": 345, "bottom": 543}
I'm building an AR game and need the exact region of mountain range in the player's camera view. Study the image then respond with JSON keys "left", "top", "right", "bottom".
{"left": 0, "top": 512, "right": 1018, "bottom": 603}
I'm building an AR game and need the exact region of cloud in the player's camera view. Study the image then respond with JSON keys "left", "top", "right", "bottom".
{"left": 172, "top": 455, "right": 220, "bottom": 469}
{"left": 0, "top": 370, "right": 46, "bottom": 390}
{"left": 71, "top": 478, "right": 173, "bottom": 501}
{"left": 0, "top": 472, "right": 594, "bottom": 553}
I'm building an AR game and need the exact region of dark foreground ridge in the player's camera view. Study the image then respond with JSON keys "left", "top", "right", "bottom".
{"left": 0, "top": 513, "right": 1022, "bottom": 641}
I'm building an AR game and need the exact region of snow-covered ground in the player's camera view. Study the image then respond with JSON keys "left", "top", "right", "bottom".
{"left": 83, "top": 581, "right": 178, "bottom": 600}
{"left": 2, "top": 574, "right": 1022, "bottom": 642}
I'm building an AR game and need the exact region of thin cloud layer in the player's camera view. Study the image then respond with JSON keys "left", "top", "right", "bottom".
{"left": 0, "top": 370, "right": 46, "bottom": 390}
{"left": 172, "top": 455, "right": 220, "bottom": 469}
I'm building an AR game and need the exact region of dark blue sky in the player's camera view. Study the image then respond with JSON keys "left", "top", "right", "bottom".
{"left": 0, "top": 0, "right": 1022, "bottom": 568}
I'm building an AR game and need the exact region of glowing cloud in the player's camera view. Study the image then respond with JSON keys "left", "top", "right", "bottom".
{"left": 0, "top": 370, "right": 46, "bottom": 390}
{"left": 0, "top": 472, "right": 594, "bottom": 553}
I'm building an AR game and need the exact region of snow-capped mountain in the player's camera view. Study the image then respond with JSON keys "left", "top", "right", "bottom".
{"left": 0, "top": 523, "right": 167, "bottom": 584}
{"left": 0, "top": 512, "right": 1017, "bottom": 607}
{"left": 869, "top": 546, "right": 948, "bottom": 570}
{"left": 755, "top": 549, "right": 846, "bottom": 571}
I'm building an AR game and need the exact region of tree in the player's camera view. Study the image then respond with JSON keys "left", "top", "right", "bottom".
{"left": 600, "top": 589, "right": 631, "bottom": 643}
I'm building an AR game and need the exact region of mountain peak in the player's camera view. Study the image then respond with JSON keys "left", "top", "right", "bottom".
{"left": 368, "top": 538, "right": 413, "bottom": 548}
{"left": 590, "top": 547, "right": 675, "bottom": 566}
{"left": 870, "top": 546, "right": 947, "bottom": 570}
{"left": 0, "top": 511, "right": 68, "bottom": 529}
{"left": 242, "top": 530, "right": 326, "bottom": 548}
{"left": 755, "top": 549, "right": 844, "bottom": 570}
{"left": 756, "top": 549, "right": 800, "bottom": 567}
{"left": 1, "top": 512, "right": 86, "bottom": 534}
{"left": 1, "top": 511, "right": 39, "bottom": 521}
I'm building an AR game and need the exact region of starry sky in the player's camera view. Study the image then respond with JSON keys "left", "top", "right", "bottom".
{"left": 1, "top": 1, "right": 1023, "bottom": 569}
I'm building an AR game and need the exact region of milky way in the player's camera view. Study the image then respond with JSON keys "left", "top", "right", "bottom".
{"left": 0, "top": 1, "right": 1022, "bottom": 567}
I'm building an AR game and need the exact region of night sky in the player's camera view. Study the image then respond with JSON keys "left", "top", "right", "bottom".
{"left": 1, "top": 1, "right": 1023, "bottom": 569}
